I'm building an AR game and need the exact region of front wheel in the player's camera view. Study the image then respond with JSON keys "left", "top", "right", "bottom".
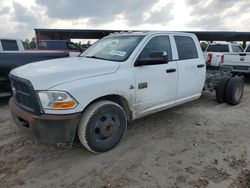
{"left": 78, "top": 100, "right": 127, "bottom": 153}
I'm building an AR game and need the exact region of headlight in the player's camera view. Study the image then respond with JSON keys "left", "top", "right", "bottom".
{"left": 38, "top": 91, "right": 78, "bottom": 110}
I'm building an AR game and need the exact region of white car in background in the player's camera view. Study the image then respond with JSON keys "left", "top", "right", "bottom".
{"left": 221, "top": 44, "right": 250, "bottom": 79}
{"left": 204, "top": 42, "right": 244, "bottom": 67}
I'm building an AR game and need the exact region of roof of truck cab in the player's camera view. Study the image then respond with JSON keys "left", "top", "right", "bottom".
{"left": 105, "top": 31, "right": 195, "bottom": 37}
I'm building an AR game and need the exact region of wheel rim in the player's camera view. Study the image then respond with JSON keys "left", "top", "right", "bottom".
{"left": 234, "top": 85, "right": 242, "bottom": 101}
{"left": 93, "top": 113, "right": 120, "bottom": 142}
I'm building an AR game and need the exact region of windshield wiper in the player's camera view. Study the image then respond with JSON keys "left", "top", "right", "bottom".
{"left": 85, "top": 55, "right": 108, "bottom": 61}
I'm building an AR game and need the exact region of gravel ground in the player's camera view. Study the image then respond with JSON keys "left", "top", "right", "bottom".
{"left": 0, "top": 81, "right": 250, "bottom": 188}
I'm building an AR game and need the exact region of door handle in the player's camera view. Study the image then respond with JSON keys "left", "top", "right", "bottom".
{"left": 197, "top": 64, "right": 205, "bottom": 68}
{"left": 166, "top": 69, "right": 176, "bottom": 73}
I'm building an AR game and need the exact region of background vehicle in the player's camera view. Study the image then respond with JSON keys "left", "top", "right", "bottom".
{"left": 0, "top": 38, "right": 25, "bottom": 51}
{"left": 37, "top": 40, "right": 83, "bottom": 56}
{"left": 0, "top": 38, "right": 75, "bottom": 98}
{"left": 0, "top": 51, "right": 69, "bottom": 98}
{"left": 204, "top": 43, "right": 244, "bottom": 67}
{"left": 9, "top": 32, "right": 244, "bottom": 153}
{"left": 221, "top": 54, "right": 250, "bottom": 79}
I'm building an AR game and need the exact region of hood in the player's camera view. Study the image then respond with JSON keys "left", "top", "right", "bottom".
{"left": 11, "top": 57, "right": 120, "bottom": 90}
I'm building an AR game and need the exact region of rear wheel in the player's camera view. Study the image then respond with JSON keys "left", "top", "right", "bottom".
{"left": 215, "top": 76, "right": 230, "bottom": 103}
{"left": 78, "top": 100, "right": 127, "bottom": 153}
{"left": 225, "top": 77, "right": 244, "bottom": 105}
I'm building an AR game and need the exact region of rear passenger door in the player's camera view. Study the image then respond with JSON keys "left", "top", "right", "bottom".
{"left": 174, "top": 35, "right": 205, "bottom": 100}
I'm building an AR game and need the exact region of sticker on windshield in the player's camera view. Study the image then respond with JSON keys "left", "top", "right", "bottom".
{"left": 110, "top": 50, "right": 127, "bottom": 57}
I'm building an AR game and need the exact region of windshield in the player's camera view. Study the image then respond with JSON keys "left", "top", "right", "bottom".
{"left": 81, "top": 35, "right": 145, "bottom": 62}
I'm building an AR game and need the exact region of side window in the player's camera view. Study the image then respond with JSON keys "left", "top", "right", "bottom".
{"left": 232, "top": 45, "right": 243, "bottom": 52}
{"left": 1, "top": 40, "right": 19, "bottom": 51}
{"left": 174, "top": 36, "right": 198, "bottom": 60}
{"left": 139, "top": 35, "right": 172, "bottom": 61}
{"left": 246, "top": 45, "right": 250, "bottom": 52}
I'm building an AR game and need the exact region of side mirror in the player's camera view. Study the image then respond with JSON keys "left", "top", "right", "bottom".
{"left": 135, "top": 51, "right": 168, "bottom": 66}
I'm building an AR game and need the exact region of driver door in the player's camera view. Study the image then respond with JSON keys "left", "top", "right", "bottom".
{"left": 133, "top": 35, "right": 178, "bottom": 117}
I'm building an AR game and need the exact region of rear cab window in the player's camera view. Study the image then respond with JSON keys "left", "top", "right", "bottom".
{"left": 232, "top": 45, "right": 243, "bottom": 52}
{"left": 174, "top": 36, "right": 198, "bottom": 60}
{"left": 206, "top": 44, "right": 229, "bottom": 52}
{"left": 1, "top": 40, "right": 19, "bottom": 51}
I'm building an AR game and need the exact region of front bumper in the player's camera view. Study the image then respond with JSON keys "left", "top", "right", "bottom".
{"left": 9, "top": 98, "right": 81, "bottom": 147}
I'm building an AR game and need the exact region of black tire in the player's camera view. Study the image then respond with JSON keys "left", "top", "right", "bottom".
{"left": 225, "top": 77, "right": 244, "bottom": 105}
{"left": 215, "top": 76, "right": 230, "bottom": 103}
{"left": 78, "top": 100, "right": 127, "bottom": 153}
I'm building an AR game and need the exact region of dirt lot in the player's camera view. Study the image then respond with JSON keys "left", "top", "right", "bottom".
{"left": 0, "top": 82, "right": 250, "bottom": 188}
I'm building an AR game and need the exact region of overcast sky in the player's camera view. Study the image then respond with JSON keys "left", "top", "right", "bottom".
{"left": 1, "top": 0, "right": 250, "bottom": 40}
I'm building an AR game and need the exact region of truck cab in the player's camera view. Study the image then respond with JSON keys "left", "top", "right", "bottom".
{"left": 9, "top": 32, "right": 207, "bottom": 152}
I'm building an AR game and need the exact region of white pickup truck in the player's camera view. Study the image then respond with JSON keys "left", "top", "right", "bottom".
{"left": 204, "top": 43, "right": 244, "bottom": 67}
{"left": 9, "top": 32, "right": 244, "bottom": 153}
{"left": 220, "top": 44, "right": 250, "bottom": 79}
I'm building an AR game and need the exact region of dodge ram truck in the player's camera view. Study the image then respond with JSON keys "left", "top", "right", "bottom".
{"left": 9, "top": 32, "right": 244, "bottom": 153}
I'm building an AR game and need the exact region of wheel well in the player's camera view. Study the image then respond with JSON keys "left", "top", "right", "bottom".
{"left": 86, "top": 95, "right": 132, "bottom": 122}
